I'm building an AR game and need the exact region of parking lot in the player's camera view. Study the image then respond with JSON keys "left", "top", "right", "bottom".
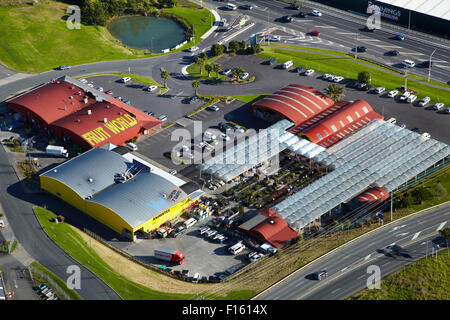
{"left": 82, "top": 75, "right": 204, "bottom": 123}
{"left": 121, "top": 216, "right": 250, "bottom": 280}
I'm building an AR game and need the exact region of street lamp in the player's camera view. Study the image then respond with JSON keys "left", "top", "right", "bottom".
{"left": 428, "top": 49, "right": 437, "bottom": 82}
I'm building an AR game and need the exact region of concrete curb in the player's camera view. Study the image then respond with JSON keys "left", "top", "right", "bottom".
{"left": 201, "top": 9, "right": 221, "bottom": 40}
{"left": 252, "top": 200, "right": 450, "bottom": 300}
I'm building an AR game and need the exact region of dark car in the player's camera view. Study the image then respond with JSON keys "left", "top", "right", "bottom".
{"left": 314, "top": 270, "right": 328, "bottom": 280}
{"left": 187, "top": 96, "right": 199, "bottom": 104}
{"left": 421, "top": 60, "right": 433, "bottom": 67}
{"left": 281, "top": 15, "right": 293, "bottom": 22}
{"left": 355, "top": 46, "right": 367, "bottom": 52}
{"left": 362, "top": 26, "right": 375, "bottom": 32}
{"left": 287, "top": 3, "right": 299, "bottom": 10}
{"left": 241, "top": 4, "right": 253, "bottom": 10}
{"left": 268, "top": 58, "right": 277, "bottom": 65}
{"left": 388, "top": 49, "right": 400, "bottom": 56}
{"left": 58, "top": 65, "right": 71, "bottom": 70}
{"left": 297, "top": 11, "right": 306, "bottom": 18}
{"left": 349, "top": 80, "right": 359, "bottom": 88}
{"left": 357, "top": 82, "right": 367, "bottom": 90}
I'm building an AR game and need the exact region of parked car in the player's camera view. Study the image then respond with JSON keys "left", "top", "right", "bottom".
{"left": 322, "top": 74, "right": 332, "bottom": 80}
{"left": 268, "top": 35, "right": 281, "bottom": 42}
{"left": 287, "top": 3, "right": 299, "bottom": 10}
{"left": 114, "top": 96, "right": 122, "bottom": 100}
{"left": 394, "top": 34, "right": 405, "bottom": 40}
{"left": 399, "top": 124, "right": 406, "bottom": 129}
{"left": 204, "top": 131, "right": 217, "bottom": 140}
{"left": 105, "top": 90, "right": 113, "bottom": 95}
{"left": 304, "top": 69, "right": 315, "bottom": 76}
{"left": 157, "top": 115, "right": 168, "bottom": 121}
{"left": 443, "top": 107, "right": 450, "bottom": 114}
{"left": 387, "top": 90, "right": 398, "bottom": 98}
{"left": 239, "top": 72, "right": 249, "bottom": 80}
{"left": 422, "top": 132, "right": 431, "bottom": 139}
{"left": 234, "top": 125, "right": 245, "bottom": 133}
{"left": 348, "top": 80, "right": 359, "bottom": 88}
{"left": 97, "top": 87, "right": 103, "bottom": 92}
{"left": 79, "top": 78, "right": 88, "bottom": 84}
{"left": 221, "top": 68, "right": 232, "bottom": 75}
{"left": 418, "top": 96, "right": 431, "bottom": 106}
{"left": 189, "top": 46, "right": 199, "bottom": 52}
{"left": 310, "top": 30, "right": 320, "bottom": 36}
{"left": 357, "top": 82, "right": 367, "bottom": 90}
{"left": 221, "top": 133, "right": 230, "bottom": 141}
{"left": 399, "top": 91, "right": 411, "bottom": 102}
{"left": 333, "top": 76, "right": 344, "bottom": 83}
{"left": 58, "top": 65, "right": 71, "bottom": 70}
{"left": 250, "top": 253, "right": 264, "bottom": 263}
{"left": 375, "top": 87, "right": 385, "bottom": 94}
{"left": 295, "top": 66, "right": 303, "bottom": 73}
{"left": 432, "top": 102, "right": 445, "bottom": 110}
{"left": 169, "top": 169, "right": 177, "bottom": 175}
{"left": 386, "top": 117, "right": 397, "bottom": 124}
{"left": 208, "top": 105, "right": 220, "bottom": 111}
{"left": 407, "top": 94, "right": 417, "bottom": 103}
{"left": 145, "top": 85, "right": 158, "bottom": 92}
{"left": 187, "top": 96, "right": 199, "bottom": 104}
{"left": 121, "top": 76, "right": 131, "bottom": 83}
{"left": 124, "top": 100, "right": 131, "bottom": 105}
{"left": 311, "top": 10, "right": 322, "bottom": 16}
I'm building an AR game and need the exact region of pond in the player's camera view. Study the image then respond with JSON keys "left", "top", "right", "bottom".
{"left": 108, "top": 16, "right": 187, "bottom": 52}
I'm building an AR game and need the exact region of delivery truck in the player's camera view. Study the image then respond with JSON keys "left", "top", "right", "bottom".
{"left": 154, "top": 246, "right": 185, "bottom": 264}
{"left": 46, "top": 145, "right": 69, "bottom": 158}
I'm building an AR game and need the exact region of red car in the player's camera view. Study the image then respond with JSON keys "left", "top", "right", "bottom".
{"left": 311, "top": 30, "right": 321, "bottom": 36}
{"left": 105, "top": 90, "right": 113, "bottom": 95}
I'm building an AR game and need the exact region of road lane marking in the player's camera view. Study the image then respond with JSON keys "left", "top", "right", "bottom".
{"left": 336, "top": 32, "right": 356, "bottom": 35}
{"left": 315, "top": 25, "right": 336, "bottom": 28}
{"left": 375, "top": 45, "right": 402, "bottom": 49}
{"left": 382, "top": 262, "right": 390, "bottom": 267}
{"left": 397, "top": 232, "right": 409, "bottom": 237}
{"left": 436, "top": 221, "right": 447, "bottom": 231}
{"left": 399, "top": 52, "right": 425, "bottom": 56}
{"left": 357, "top": 275, "right": 365, "bottom": 280}
{"left": 359, "top": 38, "right": 381, "bottom": 42}
{"left": 364, "top": 254, "right": 371, "bottom": 260}
{"left": 341, "top": 267, "right": 348, "bottom": 272}
{"left": 412, "top": 232, "right": 421, "bottom": 240}
{"left": 435, "top": 64, "right": 450, "bottom": 69}
{"left": 392, "top": 225, "right": 406, "bottom": 231}
{"left": 331, "top": 288, "right": 341, "bottom": 294}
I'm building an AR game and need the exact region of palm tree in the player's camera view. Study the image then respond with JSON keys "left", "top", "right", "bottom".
{"left": 195, "top": 56, "right": 205, "bottom": 75}
{"left": 192, "top": 80, "right": 200, "bottom": 96}
{"left": 204, "top": 63, "right": 213, "bottom": 78}
{"left": 324, "top": 83, "right": 345, "bottom": 102}
{"left": 232, "top": 66, "right": 244, "bottom": 82}
{"left": 161, "top": 69, "right": 170, "bottom": 89}
{"left": 213, "top": 63, "right": 221, "bottom": 79}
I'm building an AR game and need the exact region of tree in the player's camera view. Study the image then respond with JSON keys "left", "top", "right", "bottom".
{"left": 200, "top": 52, "right": 208, "bottom": 60}
{"left": 434, "top": 182, "right": 447, "bottom": 197}
{"left": 324, "top": 83, "right": 345, "bottom": 102}
{"left": 231, "top": 66, "right": 244, "bottom": 82}
{"left": 194, "top": 56, "right": 205, "bottom": 75}
{"left": 439, "top": 227, "right": 450, "bottom": 240}
{"left": 229, "top": 40, "right": 241, "bottom": 54}
{"left": 411, "top": 186, "right": 433, "bottom": 204}
{"left": 192, "top": 80, "right": 200, "bottom": 96}
{"left": 213, "top": 63, "right": 222, "bottom": 79}
{"left": 357, "top": 71, "right": 371, "bottom": 83}
{"left": 161, "top": 69, "right": 170, "bottom": 88}
{"left": 204, "top": 63, "right": 213, "bottom": 78}
{"left": 240, "top": 40, "right": 247, "bottom": 52}
{"left": 211, "top": 43, "right": 225, "bottom": 57}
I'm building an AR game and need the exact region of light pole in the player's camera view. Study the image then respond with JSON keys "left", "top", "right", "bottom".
{"left": 428, "top": 49, "right": 436, "bottom": 82}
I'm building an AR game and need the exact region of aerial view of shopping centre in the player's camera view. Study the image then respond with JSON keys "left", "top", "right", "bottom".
{"left": 0, "top": 0, "right": 448, "bottom": 304}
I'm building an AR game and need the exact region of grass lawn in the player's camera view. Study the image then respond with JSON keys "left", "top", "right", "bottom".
{"left": 33, "top": 206, "right": 196, "bottom": 300}
{"left": 352, "top": 249, "right": 450, "bottom": 300}
{"left": 0, "top": 1, "right": 212, "bottom": 73}
{"left": 232, "top": 94, "right": 268, "bottom": 104}
{"left": 257, "top": 46, "right": 450, "bottom": 106}
{"left": 186, "top": 55, "right": 226, "bottom": 81}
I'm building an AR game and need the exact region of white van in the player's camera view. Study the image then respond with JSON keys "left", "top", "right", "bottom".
{"left": 183, "top": 217, "right": 197, "bottom": 229}
{"left": 402, "top": 60, "right": 415, "bottom": 68}
{"left": 126, "top": 142, "right": 138, "bottom": 151}
{"left": 282, "top": 60, "right": 293, "bottom": 69}
{"left": 229, "top": 242, "right": 245, "bottom": 255}
{"left": 121, "top": 76, "right": 131, "bottom": 83}
{"left": 192, "top": 273, "right": 200, "bottom": 283}
{"left": 226, "top": 3, "right": 237, "bottom": 10}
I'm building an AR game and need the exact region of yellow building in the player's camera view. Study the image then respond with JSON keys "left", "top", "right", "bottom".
{"left": 40, "top": 147, "right": 203, "bottom": 240}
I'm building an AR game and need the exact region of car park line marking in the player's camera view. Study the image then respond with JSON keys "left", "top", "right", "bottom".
{"left": 412, "top": 232, "right": 421, "bottom": 240}
{"left": 399, "top": 52, "right": 425, "bottom": 55}
{"left": 357, "top": 275, "right": 365, "bottom": 280}
{"left": 436, "top": 221, "right": 447, "bottom": 231}
{"left": 336, "top": 32, "right": 357, "bottom": 35}
{"left": 314, "top": 25, "right": 336, "bottom": 28}
{"left": 364, "top": 254, "right": 371, "bottom": 260}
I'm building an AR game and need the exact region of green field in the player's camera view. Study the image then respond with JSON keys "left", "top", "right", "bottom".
{"left": 353, "top": 250, "right": 450, "bottom": 300}
{"left": 0, "top": 1, "right": 212, "bottom": 73}
{"left": 33, "top": 206, "right": 194, "bottom": 300}
{"left": 257, "top": 46, "right": 450, "bottom": 106}
{"left": 232, "top": 94, "right": 268, "bottom": 104}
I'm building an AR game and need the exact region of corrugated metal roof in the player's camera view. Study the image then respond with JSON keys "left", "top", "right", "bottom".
{"left": 42, "top": 148, "right": 129, "bottom": 199}
{"left": 376, "top": 0, "right": 450, "bottom": 20}
{"left": 89, "top": 172, "right": 188, "bottom": 228}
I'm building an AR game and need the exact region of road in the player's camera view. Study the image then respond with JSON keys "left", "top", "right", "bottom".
{"left": 255, "top": 202, "right": 449, "bottom": 300}
{"left": 209, "top": 0, "right": 450, "bottom": 84}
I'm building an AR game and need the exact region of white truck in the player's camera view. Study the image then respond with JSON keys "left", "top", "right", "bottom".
{"left": 46, "top": 145, "right": 69, "bottom": 158}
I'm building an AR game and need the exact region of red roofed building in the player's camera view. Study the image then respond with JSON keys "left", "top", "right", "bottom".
{"left": 354, "top": 187, "right": 389, "bottom": 203}
{"left": 290, "top": 100, "right": 383, "bottom": 148}
{"left": 6, "top": 77, "right": 161, "bottom": 150}
{"left": 238, "top": 209, "right": 299, "bottom": 248}
{"left": 252, "top": 84, "right": 334, "bottom": 126}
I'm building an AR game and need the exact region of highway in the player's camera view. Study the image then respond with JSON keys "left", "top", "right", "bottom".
{"left": 208, "top": 0, "right": 450, "bottom": 83}
{"left": 255, "top": 202, "right": 449, "bottom": 300}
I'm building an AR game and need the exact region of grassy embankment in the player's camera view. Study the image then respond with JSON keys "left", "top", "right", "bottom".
{"left": 0, "top": 0, "right": 212, "bottom": 73}
{"left": 258, "top": 46, "right": 450, "bottom": 106}
{"left": 352, "top": 249, "right": 450, "bottom": 300}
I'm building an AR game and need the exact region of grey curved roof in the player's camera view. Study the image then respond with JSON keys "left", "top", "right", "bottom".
{"left": 42, "top": 148, "right": 129, "bottom": 199}
{"left": 89, "top": 172, "right": 189, "bottom": 228}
